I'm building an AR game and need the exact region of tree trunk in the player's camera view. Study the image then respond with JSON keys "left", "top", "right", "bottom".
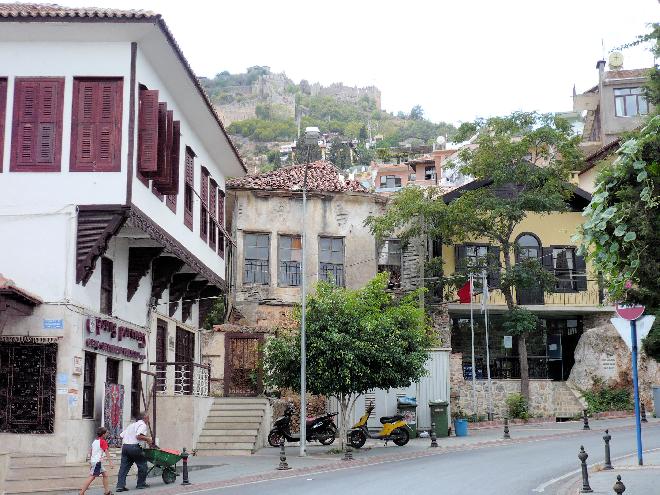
{"left": 337, "top": 394, "right": 359, "bottom": 451}
{"left": 502, "top": 240, "right": 530, "bottom": 402}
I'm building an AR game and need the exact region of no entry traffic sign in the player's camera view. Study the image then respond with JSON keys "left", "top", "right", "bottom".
{"left": 615, "top": 304, "right": 645, "bottom": 321}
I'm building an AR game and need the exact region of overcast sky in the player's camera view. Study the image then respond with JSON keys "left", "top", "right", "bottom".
{"left": 25, "top": 0, "right": 659, "bottom": 124}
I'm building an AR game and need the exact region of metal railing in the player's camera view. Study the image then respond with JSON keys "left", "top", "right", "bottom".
{"left": 462, "top": 356, "right": 552, "bottom": 380}
{"left": 151, "top": 361, "right": 210, "bottom": 397}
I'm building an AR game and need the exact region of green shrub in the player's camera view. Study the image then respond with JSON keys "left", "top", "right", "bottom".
{"left": 582, "top": 378, "right": 633, "bottom": 413}
{"left": 506, "top": 393, "right": 529, "bottom": 420}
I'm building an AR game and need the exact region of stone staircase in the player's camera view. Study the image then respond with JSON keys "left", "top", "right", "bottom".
{"left": 554, "top": 381, "right": 587, "bottom": 419}
{"left": 2, "top": 451, "right": 121, "bottom": 495}
{"left": 195, "top": 397, "right": 268, "bottom": 456}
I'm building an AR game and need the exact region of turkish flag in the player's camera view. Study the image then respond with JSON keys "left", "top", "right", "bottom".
{"left": 457, "top": 280, "right": 471, "bottom": 303}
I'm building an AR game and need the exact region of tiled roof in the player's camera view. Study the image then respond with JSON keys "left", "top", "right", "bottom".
{"left": 227, "top": 161, "right": 367, "bottom": 193}
{"left": 0, "top": 273, "right": 42, "bottom": 305}
{"left": 605, "top": 68, "right": 652, "bottom": 80}
{"left": 0, "top": 3, "right": 155, "bottom": 18}
{"left": 0, "top": 3, "right": 247, "bottom": 173}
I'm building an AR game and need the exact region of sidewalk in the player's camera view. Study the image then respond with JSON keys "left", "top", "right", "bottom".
{"left": 83, "top": 416, "right": 656, "bottom": 495}
{"left": 562, "top": 448, "right": 660, "bottom": 494}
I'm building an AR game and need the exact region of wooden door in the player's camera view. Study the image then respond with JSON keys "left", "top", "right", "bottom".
{"left": 175, "top": 327, "right": 195, "bottom": 394}
{"left": 224, "top": 334, "right": 263, "bottom": 397}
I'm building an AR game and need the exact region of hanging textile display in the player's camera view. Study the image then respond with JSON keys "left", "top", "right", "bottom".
{"left": 103, "top": 383, "right": 124, "bottom": 447}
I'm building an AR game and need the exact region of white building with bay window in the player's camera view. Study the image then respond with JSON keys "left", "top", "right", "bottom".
{"left": 0, "top": 4, "right": 245, "bottom": 463}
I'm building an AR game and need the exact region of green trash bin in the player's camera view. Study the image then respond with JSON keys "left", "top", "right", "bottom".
{"left": 428, "top": 400, "right": 449, "bottom": 438}
{"left": 397, "top": 399, "right": 418, "bottom": 438}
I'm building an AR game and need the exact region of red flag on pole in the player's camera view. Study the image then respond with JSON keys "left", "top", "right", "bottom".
{"left": 457, "top": 280, "right": 471, "bottom": 303}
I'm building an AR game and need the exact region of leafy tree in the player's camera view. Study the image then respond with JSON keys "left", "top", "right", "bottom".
{"left": 267, "top": 149, "right": 282, "bottom": 169}
{"left": 262, "top": 274, "right": 432, "bottom": 448}
{"left": 410, "top": 105, "right": 424, "bottom": 120}
{"left": 367, "top": 112, "right": 582, "bottom": 400}
{"left": 328, "top": 137, "right": 352, "bottom": 169}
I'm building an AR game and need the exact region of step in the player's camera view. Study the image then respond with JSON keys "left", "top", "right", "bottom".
{"left": 213, "top": 397, "right": 268, "bottom": 403}
{"left": 199, "top": 428, "right": 258, "bottom": 436}
{"left": 8, "top": 464, "right": 96, "bottom": 479}
{"left": 202, "top": 421, "right": 262, "bottom": 429}
{"left": 203, "top": 416, "right": 262, "bottom": 425}
{"left": 207, "top": 410, "right": 264, "bottom": 417}
{"left": 195, "top": 441, "right": 255, "bottom": 450}
{"left": 210, "top": 403, "right": 267, "bottom": 411}
{"left": 198, "top": 434, "right": 257, "bottom": 443}
{"left": 5, "top": 474, "right": 93, "bottom": 492}
{"left": 194, "top": 449, "right": 253, "bottom": 456}
{"left": 9, "top": 453, "right": 66, "bottom": 468}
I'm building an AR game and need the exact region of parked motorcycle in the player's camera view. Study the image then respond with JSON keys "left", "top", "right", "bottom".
{"left": 348, "top": 402, "right": 410, "bottom": 448}
{"left": 268, "top": 403, "right": 338, "bottom": 447}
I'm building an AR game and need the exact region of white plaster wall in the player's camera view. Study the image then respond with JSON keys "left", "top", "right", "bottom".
{"left": 132, "top": 53, "right": 228, "bottom": 281}
{"left": 0, "top": 207, "right": 73, "bottom": 302}
{"left": 0, "top": 41, "right": 131, "bottom": 209}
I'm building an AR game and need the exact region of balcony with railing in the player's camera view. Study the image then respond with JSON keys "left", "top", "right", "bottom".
{"left": 151, "top": 361, "right": 210, "bottom": 397}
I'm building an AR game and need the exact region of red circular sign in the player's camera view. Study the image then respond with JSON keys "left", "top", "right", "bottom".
{"left": 615, "top": 304, "right": 645, "bottom": 321}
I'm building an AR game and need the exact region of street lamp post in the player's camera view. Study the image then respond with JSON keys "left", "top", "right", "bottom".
{"left": 300, "top": 127, "right": 320, "bottom": 457}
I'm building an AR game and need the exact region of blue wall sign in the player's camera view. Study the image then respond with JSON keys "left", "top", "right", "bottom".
{"left": 43, "top": 319, "right": 64, "bottom": 329}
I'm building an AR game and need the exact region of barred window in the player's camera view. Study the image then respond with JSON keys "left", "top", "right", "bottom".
{"left": 244, "top": 233, "right": 270, "bottom": 285}
{"left": 278, "top": 235, "right": 302, "bottom": 286}
{"left": 319, "top": 236, "right": 344, "bottom": 286}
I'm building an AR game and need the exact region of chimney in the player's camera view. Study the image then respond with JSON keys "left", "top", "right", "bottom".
{"left": 596, "top": 59, "right": 606, "bottom": 89}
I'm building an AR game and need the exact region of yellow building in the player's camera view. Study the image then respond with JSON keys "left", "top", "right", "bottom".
{"left": 440, "top": 179, "right": 614, "bottom": 419}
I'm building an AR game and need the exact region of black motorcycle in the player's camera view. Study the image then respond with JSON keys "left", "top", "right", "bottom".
{"left": 268, "top": 404, "right": 338, "bottom": 446}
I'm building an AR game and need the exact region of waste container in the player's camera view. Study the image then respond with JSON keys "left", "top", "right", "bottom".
{"left": 454, "top": 418, "right": 468, "bottom": 437}
{"left": 397, "top": 397, "right": 418, "bottom": 438}
{"left": 428, "top": 400, "right": 449, "bottom": 438}
{"left": 653, "top": 385, "right": 660, "bottom": 417}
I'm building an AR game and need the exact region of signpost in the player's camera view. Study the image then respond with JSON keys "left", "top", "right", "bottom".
{"left": 612, "top": 304, "right": 654, "bottom": 466}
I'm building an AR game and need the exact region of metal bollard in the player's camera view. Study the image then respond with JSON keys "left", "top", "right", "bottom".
{"left": 578, "top": 445, "right": 593, "bottom": 493}
{"left": 641, "top": 402, "right": 648, "bottom": 423}
{"left": 277, "top": 440, "right": 291, "bottom": 470}
{"left": 603, "top": 430, "right": 613, "bottom": 470}
{"left": 430, "top": 422, "right": 438, "bottom": 448}
{"left": 343, "top": 444, "right": 353, "bottom": 461}
{"left": 612, "top": 474, "right": 625, "bottom": 494}
{"left": 582, "top": 409, "right": 590, "bottom": 430}
{"left": 503, "top": 417, "right": 511, "bottom": 439}
{"left": 181, "top": 447, "right": 191, "bottom": 485}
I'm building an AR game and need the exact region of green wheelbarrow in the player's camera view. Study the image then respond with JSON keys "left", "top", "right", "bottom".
{"left": 143, "top": 448, "right": 183, "bottom": 484}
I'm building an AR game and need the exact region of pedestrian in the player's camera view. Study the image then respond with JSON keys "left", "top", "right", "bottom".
{"left": 80, "top": 426, "right": 113, "bottom": 495}
{"left": 115, "top": 412, "right": 153, "bottom": 492}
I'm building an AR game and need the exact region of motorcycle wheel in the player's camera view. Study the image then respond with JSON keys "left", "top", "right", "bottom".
{"left": 318, "top": 429, "right": 336, "bottom": 445}
{"left": 392, "top": 427, "right": 410, "bottom": 446}
{"left": 349, "top": 429, "right": 367, "bottom": 449}
{"left": 268, "top": 431, "right": 284, "bottom": 447}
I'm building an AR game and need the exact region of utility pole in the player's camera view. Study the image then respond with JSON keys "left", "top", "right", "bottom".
{"left": 299, "top": 127, "right": 320, "bottom": 458}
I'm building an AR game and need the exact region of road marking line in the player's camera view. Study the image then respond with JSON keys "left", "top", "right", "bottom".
{"left": 532, "top": 447, "right": 660, "bottom": 492}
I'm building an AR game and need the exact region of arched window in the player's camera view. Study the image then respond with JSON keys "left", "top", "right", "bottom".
{"left": 517, "top": 234, "right": 540, "bottom": 260}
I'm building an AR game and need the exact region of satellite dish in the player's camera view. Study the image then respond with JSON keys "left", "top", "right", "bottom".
{"left": 609, "top": 51, "right": 624, "bottom": 69}
{"left": 436, "top": 136, "right": 446, "bottom": 145}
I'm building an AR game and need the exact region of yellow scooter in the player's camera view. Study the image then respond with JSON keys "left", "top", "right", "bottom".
{"left": 348, "top": 402, "right": 410, "bottom": 448}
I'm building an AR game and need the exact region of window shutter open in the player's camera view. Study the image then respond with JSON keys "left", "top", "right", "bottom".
{"left": 455, "top": 245, "right": 467, "bottom": 272}
{"left": 147, "top": 102, "right": 167, "bottom": 180}
{"left": 154, "top": 110, "right": 176, "bottom": 193}
{"left": 137, "top": 89, "right": 159, "bottom": 174}
{"left": 541, "top": 247, "right": 554, "bottom": 272}
{"left": 0, "top": 78, "right": 6, "bottom": 172}
{"left": 575, "top": 254, "right": 587, "bottom": 291}
{"left": 164, "top": 119, "right": 181, "bottom": 201}
{"left": 70, "top": 78, "right": 122, "bottom": 172}
{"left": 218, "top": 189, "right": 225, "bottom": 228}
{"left": 487, "top": 246, "right": 500, "bottom": 288}
{"left": 11, "top": 77, "right": 64, "bottom": 171}
{"left": 183, "top": 148, "right": 194, "bottom": 230}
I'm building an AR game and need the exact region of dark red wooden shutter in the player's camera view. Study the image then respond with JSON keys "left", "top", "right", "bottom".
{"left": 70, "top": 78, "right": 122, "bottom": 172}
{"left": 218, "top": 189, "right": 225, "bottom": 228}
{"left": 147, "top": 101, "right": 168, "bottom": 180}
{"left": 154, "top": 110, "right": 175, "bottom": 193}
{"left": 209, "top": 178, "right": 217, "bottom": 219}
{"left": 199, "top": 167, "right": 209, "bottom": 242}
{"left": 0, "top": 78, "right": 6, "bottom": 172}
{"left": 183, "top": 148, "right": 194, "bottom": 230}
{"left": 137, "top": 89, "right": 158, "bottom": 174}
{"left": 11, "top": 77, "right": 64, "bottom": 171}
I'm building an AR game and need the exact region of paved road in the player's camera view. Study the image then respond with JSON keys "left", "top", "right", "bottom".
{"left": 195, "top": 423, "right": 660, "bottom": 495}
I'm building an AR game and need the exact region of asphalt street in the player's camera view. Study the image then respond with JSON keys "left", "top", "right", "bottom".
{"left": 194, "top": 423, "right": 660, "bottom": 495}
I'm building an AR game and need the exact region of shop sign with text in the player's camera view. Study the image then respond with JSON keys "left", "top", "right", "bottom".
{"left": 83, "top": 316, "right": 146, "bottom": 361}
